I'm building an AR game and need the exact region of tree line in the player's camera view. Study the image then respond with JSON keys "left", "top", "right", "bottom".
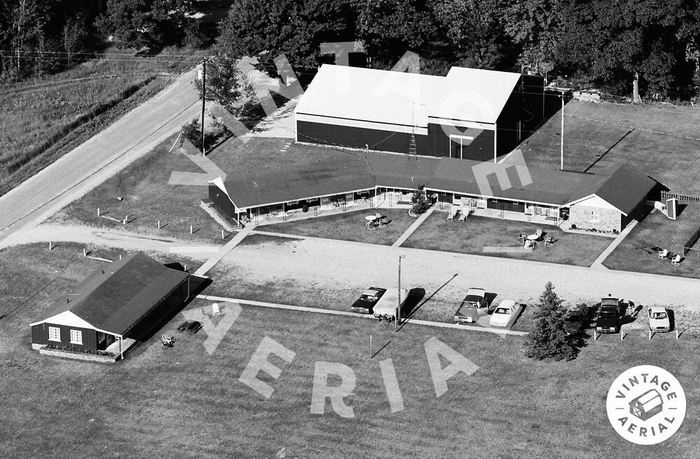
{"left": 2, "top": 0, "right": 699, "bottom": 101}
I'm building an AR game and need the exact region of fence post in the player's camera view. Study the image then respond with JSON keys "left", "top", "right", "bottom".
{"left": 157, "top": 220, "right": 161, "bottom": 230}
{"left": 83, "top": 248, "right": 87, "bottom": 257}
{"left": 97, "top": 207, "right": 100, "bottom": 217}
{"left": 593, "top": 330, "right": 598, "bottom": 340}
{"left": 123, "top": 215, "right": 128, "bottom": 225}
{"left": 221, "top": 229, "right": 225, "bottom": 240}
{"left": 676, "top": 329, "right": 680, "bottom": 340}
{"left": 48, "top": 241, "right": 52, "bottom": 251}
{"left": 190, "top": 224, "right": 193, "bottom": 234}
{"left": 620, "top": 330, "right": 624, "bottom": 341}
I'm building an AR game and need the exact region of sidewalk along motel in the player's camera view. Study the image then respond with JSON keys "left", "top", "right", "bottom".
{"left": 294, "top": 64, "right": 546, "bottom": 163}
{"left": 206, "top": 142, "right": 658, "bottom": 234}
{"left": 29, "top": 252, "right": 201, "bottom": 362}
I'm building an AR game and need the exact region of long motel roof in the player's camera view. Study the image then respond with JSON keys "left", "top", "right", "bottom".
{"left": 214, "top": 144, "right": 657, "bottom": 214}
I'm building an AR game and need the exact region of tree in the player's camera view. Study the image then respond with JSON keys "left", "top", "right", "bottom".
{"left": 409, "top": 185, "right": 432, "bottom": 216}
{"left": 525, "top": 282, "right": 580, "bottom": 361}
{"left": 499, "top": 0, "right": 561, "bottom": 75}
{"left": 555, "top": 0, "right": 697, "bottom": 100}
{"left": 217, "top": 0, "right": 356, "bottom": 69}
{"left": 96, "top": 0, "right": 193, "bottom": 50}
{"left": 431, "top": 0, "right": 513, "bottom": 70}
{"left": 195, "top": 56, "right": 254, "bottom": 117}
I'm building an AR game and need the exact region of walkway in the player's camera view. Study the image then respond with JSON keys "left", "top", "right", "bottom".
{"left": 590, "top": 218, "right": 639, "bottom": 269}
{"left": 194, "top": 224, "right": 256, "bottom": 276}
{"left": 392, "top": 207, "right": 434, "bottom": 247}
{"left": 197, "top": 294, "right": 528, "bottom": 336}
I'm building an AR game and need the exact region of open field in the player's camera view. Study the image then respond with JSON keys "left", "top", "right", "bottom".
{"left": 403, "top": 212, "right": 612, "bottom": 266}
{"left": 259, "top": 208, "right": 417, "bottom": 246}
{"left": 0, "top": 47, "right": 203, "bottom": 196}
{"left": 47, "top": 134, "right": 227, "bottom": 244}
{"left": 0, "top": 242, "right": 698, "bottom": 457}
{"left": 604, "top": 206, "right": 700, "bottom": 278}
{"left": 521, "top": 100, "right": 700, "bottom": 194}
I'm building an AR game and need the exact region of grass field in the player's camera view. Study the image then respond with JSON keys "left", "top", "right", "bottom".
{"left": 259, "top": 208, "right": 416, "bottom": 246}
{"left": 403, "top": 212, "right": 612, "bottom": 266}
{"left": 47, "top": 133, "right": 227, "bottom": 244}
{"left": 0, "top": 243, "right": 698, "bottom": 457}
{"left": 604, "top": 206, "right": 700, "bottom": 278}
{"left": 0, "top": 47, "right": 203, "bottom": 197}
{"left": 521, "top": 100, "right": 700, "bottom": 194}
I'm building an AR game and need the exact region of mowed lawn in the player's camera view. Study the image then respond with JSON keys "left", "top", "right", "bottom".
{"left": 0, "top": 244, "right": 699, "bottom": 457}
{"left": 47, "top": 134, "right": 227, "bottom": 244}
{"left": 604, "top": 206, "right": 700, "bottom": 278}
{"left": 520, "top": 100, "right": 700, "bottom": 194}
{"left": 403, "top": 212, "right": 612, "bottom": 266}
{"left": 259, "top": 208, "right": 416, "bottom": 246}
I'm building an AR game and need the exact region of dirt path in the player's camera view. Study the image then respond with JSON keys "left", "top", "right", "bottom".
{"left": 0, "top": 223, "right": 217, "bottom": 259}
{"left": 0, "top": 68, "right": 201, "bottom": 243}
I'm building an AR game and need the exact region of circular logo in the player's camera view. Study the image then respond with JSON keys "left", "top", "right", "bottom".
{"left": 606, "top": 365, "right": 686, "bottom": 445}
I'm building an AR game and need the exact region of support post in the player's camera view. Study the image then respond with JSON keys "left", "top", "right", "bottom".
{"left": 201, "top": 58, "right": 206, "bottom": 156}
{"left": 369, "top": 334, "right": 372, "bottom": 359}
{"left": 123, "top": 215, "right": 128, "bottom": 225}
{"left": 83, "top": 248, "right": 87, "bottom": 257}
{"left": 396, "top": 255, "right": 405, "bottom": 331}
{"left": 221, "top": 229, "right": 225, "bottom": 240}
{"left": 649, "top": 329, "right": 652, "bottom": 340}
{"left": 190, "top": 224, "right": 193, "bottom": 234}
{"left": 593, "top": 330, "right": 598, "bottom": 340}
{"left": 560, "top": 91, "right": 565, "bottom": 170}
{"left": 620, "top": 329, "right": 624, "bottom": 341}
{"left": 48, "top": 241, "right": 52, "bottom": 251}
{"left": 157, "top": 220, "right": 161, "bottom": 230}
{"left": 676, "top": 329, "right": 680, "bottom": 340}
{"left": 97, "top": 207, "right": 100, "bottom": 217}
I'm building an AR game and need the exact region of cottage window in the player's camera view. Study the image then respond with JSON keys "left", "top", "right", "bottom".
{"left": 48, "top": 326, "right": 61, "bottom": 342}
{"left": 70, "top": 329, "right": 83, "bottom": 345}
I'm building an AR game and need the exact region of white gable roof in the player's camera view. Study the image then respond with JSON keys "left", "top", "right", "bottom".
{"left": 569, "top": 194, "right": 627, "bottom": 214}
{"left": 30, "top": 310, "right": 94, "bottom": 329}
{"left": 295, "top": 64, "right": 521, "bottom": 128}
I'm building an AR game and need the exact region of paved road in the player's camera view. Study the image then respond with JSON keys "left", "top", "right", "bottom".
{"left": 0, "top": 69, "right": 201, "bottom": 243}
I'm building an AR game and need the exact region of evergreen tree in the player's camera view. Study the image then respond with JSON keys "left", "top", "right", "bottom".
{"left": 525, "top": 282, "right": 580, "bottom": 361}
{"left": 410, "top": 185, "right": 432, "bottom": 216}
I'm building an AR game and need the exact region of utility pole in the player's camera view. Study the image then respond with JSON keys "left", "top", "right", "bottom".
{"left": 201, "top": 58, "right": 206, "bottom": 156}
{"left": 396, "top": 255, "right": 405, "bottom": 331}
{"left": 560, "top": 90, "right": 565, "bottom": 171}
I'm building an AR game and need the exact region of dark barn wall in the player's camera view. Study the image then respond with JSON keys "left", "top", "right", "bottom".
{"left": 41, "top": 323, "right": 97, "bottom": 352}
{"left": 496, "top": 90, "right": 522, "bottom": 157}
{"left": 209, "top": 184, "right": 237, "bottom": 220}
{"left": 427, "top": 123, "right": 495, "bottom": 161}
{"left": 31, "top": 325, "right": 46, "bottom": 345}
{"left": 125, "top": 278, "right": 192, "bottom": 342}
{"left": 521, "top": 75, "right": 545, "bottom": 134}
{"left": 296, "top": 120, "right": 430, "bottom": 155}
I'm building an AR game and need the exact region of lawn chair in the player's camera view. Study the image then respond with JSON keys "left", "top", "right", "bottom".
{"left": 518, "top": 233, "right": 525, "bottom": 244}
{"left": 524, "top": 239, "right": 537, "bottom": 250}
{"left": 532, "top": 228, "right": 543, "bottom": 240}
{"left": 161, "top": 334, "right": 175, "bottom": 347}
{"left": 458, "top": 210, "right": 468, "bottom": 222}
{"left": 671, "top": 254, "right": 682, "bottom": 266}
{"left": 545, "top": 236, "right": 555, "bottom": 247}
{"left": 658, "top": 249, "right": 669, "bottom": 259}
{"left": 447, "top": 207, "right": 457, "bottom": 221}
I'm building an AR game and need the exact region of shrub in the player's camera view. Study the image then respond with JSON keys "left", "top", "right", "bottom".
{"left": 410, "top": 185, "right": 431, "bottom": 215}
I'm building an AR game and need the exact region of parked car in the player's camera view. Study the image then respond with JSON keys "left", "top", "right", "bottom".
{"left": 454, "top": 288, "right": 487, "bottom": 324}
{"left": 351, "top": 287, "right": 386, "bottom": 313}
{"left": 648, "top": 306, "right": 671, "bottom": 332}
{"left": 596, "top": 297, "right": 623, "bottom": 334}
{"left": 373, "top": 288, "right": 408, "bottom": 321}
{"left": 489, "top": 300, "right": 518, "bottom": 327}
{"left": 564, "top": 303, "right": 589, "bottom": 334}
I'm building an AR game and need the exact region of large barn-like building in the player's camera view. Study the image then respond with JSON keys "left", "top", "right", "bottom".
{"left": 294, "top": 64, "right": 544, "bottom": 162}
{"left": 30, "top": 253, "right": 196, "bottom": 362}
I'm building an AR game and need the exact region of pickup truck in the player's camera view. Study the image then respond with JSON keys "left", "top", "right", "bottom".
{"left": 351, "top": 287, "right": 387, "bottom": 314}
{"left": 595, "top": 297, "right": 623, "bottom": 334}
{"left": 373, "top": 288, "right": 408, "bottom": 321}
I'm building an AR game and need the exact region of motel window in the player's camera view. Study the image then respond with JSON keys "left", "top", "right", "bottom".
{"left": 70, "top": 329, "right": 83, "bottom": 345}
{"left": 449, "top": 134, "right": 475, "bottom": 159}
{"left": 48, "top": 326, "right": 61, "bottom": 342}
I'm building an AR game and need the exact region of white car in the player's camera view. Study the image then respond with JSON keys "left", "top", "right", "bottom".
{"left": 648, "top": 306, "right": 670, "bottom": 332}
{"left": 489, "top": 300, "right": 518, "bottom": 327}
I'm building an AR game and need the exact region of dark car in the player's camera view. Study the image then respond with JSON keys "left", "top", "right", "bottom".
{"left": 596, "top": 297, "right": 623, "bottom": 334}
{"left": 564, "top": 304, "right": 589, "bottom": 334}
{"left": 351, "top": 287, "right": 387, "bottom": 313}
{"left": 454, "top": 288, "right": 488, "bottom": 324}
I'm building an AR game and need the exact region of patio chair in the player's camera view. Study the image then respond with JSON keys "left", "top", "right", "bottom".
{"left": 533, "top": 228, "right": 543, "bottom": 240}
{"left": 545, "top": 236, "right": 555, "bottom": 246}
{"left": 459, "top": 210, "right": 467, "bottom": 222}
{"left": 524, "top": 239, "right": 537, "bottom": 250}
{"left": 518, "top": 233, "right": 525, "bottom": 244}
{"left": 671, "top": 254, "right": 682, "bottom": 266}
{"left": 161, "top": 334, "right": 175, "bottom": 347}
{"left": 447, "top": 207, "right": 457, "bottom": 221}
{"left": 658, "top": 249, "right": 669, "bottom": 259}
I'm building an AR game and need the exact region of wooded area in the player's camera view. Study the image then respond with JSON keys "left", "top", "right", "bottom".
{"left": 1, "top": 0, "right": 699, "bottom": 101}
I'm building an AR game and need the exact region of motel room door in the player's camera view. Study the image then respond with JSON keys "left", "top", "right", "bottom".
{"left": 449, "top": 135, "right": 474, "bottom": 159}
